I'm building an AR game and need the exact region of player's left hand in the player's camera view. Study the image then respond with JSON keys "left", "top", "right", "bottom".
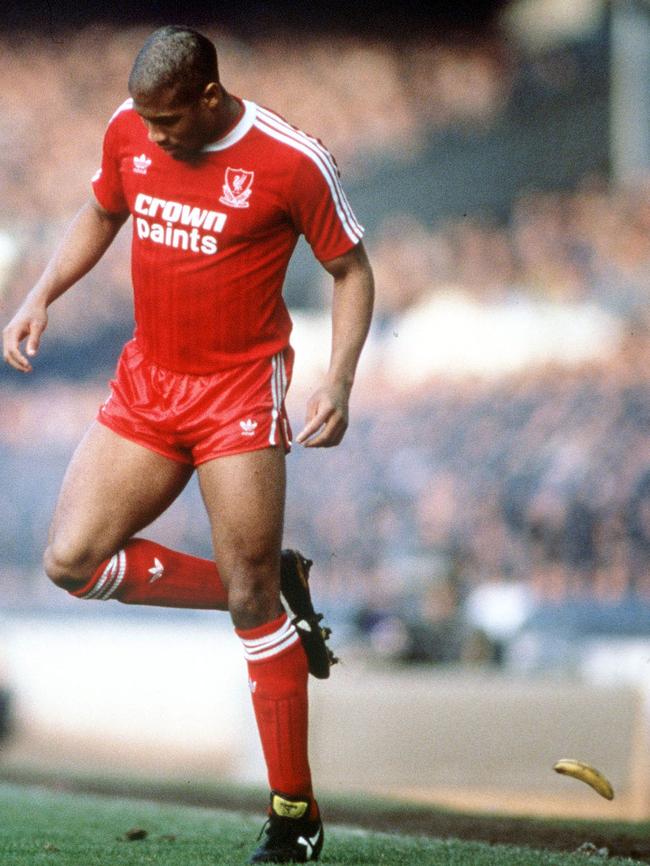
{"left": 296, "top": 382, "right": 350, "bottom": 447}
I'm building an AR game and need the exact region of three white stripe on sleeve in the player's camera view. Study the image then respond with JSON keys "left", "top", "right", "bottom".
{"left": 254, "top": 106, "right": 364, "bottom": 246}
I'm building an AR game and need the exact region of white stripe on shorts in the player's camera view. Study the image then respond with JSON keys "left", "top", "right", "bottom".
{"left": 269, "top": 352, "right": 287, "bottom": 446}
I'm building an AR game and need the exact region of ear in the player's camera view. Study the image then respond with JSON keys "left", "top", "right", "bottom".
{"left": 202, "top": 82, "right": 222, "bottom": 109}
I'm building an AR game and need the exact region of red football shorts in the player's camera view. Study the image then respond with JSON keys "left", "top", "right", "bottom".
{"left": 97, "top": 339, "right": 293, "bottom": 466}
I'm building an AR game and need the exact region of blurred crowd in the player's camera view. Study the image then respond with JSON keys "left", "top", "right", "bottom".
{"left": 368, "top": 177, "right": 650, "bottom": 325}
{"left": 288, "top": 332, "right": 650, "bottom": 663}
{"left": 1, "top": 27, "right": 649, "bottom": 669}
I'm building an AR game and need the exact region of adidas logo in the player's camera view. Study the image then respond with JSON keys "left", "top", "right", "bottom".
{"left": 148, "top": 557, "right": 165, "bottom": 582}
{"left": 240, "top": 418, "right": 258, "bottom": 437}
{"left": 133, "top": 153, "right": 152, "bottom": 175}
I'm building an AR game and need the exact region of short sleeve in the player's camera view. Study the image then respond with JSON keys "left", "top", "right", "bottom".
{"left": 91, "top": 114, "right": 128, "bottom": 215}
{"left": 288, "top": 146, "right": 364, "bottom": 263}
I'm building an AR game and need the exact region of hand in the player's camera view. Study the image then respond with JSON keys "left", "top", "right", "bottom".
{"left": 2, "top": 302, "right": 48, "bottom": 372}
{"left": 296, "top": 382, "right": 350, "bottom": 448}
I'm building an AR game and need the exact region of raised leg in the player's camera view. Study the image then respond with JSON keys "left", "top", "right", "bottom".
{"left": 44, "top": 422, "right": 228, "bottom": 610}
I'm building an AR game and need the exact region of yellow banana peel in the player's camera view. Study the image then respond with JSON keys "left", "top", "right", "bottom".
{"left": 553, "top": 758, "right": 615, "bottom": 800}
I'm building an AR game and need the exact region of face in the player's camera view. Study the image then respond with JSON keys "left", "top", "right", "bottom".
{"left": 132, "top": 84, "right": 219, "bottom": 161}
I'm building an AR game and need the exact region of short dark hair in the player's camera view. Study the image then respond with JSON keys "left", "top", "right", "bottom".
{"left": 128, "top": 26, "right": 219, "bottom": 105}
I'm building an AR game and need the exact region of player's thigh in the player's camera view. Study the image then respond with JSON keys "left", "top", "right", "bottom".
{"left": 48, "top": 421, "right": 193, "bottom": 565}
{"left": 197, "top": 446, "right": 286, "bottom": 578}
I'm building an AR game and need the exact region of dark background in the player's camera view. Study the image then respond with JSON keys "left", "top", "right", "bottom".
{"left": 3, "top": 0, "right": 509, "bottom": 37}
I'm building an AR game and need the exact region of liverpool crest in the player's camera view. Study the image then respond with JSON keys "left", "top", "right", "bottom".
{"left": 220, "top": 167, "right": 255, "bottom": 209}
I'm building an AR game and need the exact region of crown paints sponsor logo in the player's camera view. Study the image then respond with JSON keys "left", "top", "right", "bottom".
{"left": 134, "top": 193, "right": 227, "bottom": 255}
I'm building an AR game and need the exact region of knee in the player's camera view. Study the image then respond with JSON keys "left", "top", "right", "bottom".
{"left": 225, "top": 552, "right": 281, "bottom": 629}
{"left": 43, "top": 539, "right": 96, "bottom": 591}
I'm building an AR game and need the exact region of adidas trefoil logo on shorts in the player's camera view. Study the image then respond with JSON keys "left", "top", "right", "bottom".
{"left": 240, "top": 418, "right": 258, "bottom": 437}
{"left": 148, "top": 557, "right": 165, "bottom": 582}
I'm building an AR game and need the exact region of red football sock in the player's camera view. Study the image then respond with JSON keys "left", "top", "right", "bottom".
{"left": 237, "top": 612, "right": 317, "bottom": 815}
{"left": 69, "top": 537, "right": 228, "bottom": 609}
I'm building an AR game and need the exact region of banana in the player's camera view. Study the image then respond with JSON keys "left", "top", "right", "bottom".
{"left": 553, "top": 758, "right": 615, "bottom": 800}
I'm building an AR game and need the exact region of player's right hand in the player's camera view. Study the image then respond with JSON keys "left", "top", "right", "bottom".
{"left": 2, "top": 305, "right": 48, "bottom": 372}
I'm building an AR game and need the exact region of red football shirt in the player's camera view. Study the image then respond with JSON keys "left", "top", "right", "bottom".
{"left": 92, "top": 97, "right": 364, "bottom": 374}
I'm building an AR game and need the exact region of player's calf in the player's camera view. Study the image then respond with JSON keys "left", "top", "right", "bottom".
{"left": 47, "top": 537, "right": 229, "bottom": 609}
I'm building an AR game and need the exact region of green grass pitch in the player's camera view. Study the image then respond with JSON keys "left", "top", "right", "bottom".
{"left": 0, "top": 782, "right": 644, "bottom": 866}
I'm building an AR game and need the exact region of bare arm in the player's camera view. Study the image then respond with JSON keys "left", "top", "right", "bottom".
{"left": 2, "top": 198, "right": 128, "bottom": 372}
{"left": 296, "top": 241, "right": 374, "bottom": 447}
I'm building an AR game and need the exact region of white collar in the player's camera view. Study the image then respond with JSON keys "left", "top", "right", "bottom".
{"left": 202, "top": 99, "right": 256, "bottom": 152}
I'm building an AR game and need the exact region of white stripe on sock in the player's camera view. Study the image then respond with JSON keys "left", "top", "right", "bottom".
{"left": 97, "top": 548, "right": 127, "bottom": 599}
{"left": 244, "top": 630, "right": 300, "bottom": 661}
{"left": 81, "top": 549, "right": 127, "bottom": 601}
{"left": 82, "top": 555, "right": 117, "bottom": 599}
{"left": 241, "top": 615, "right": 295, "bottom": 649}
{"left": 239, "top": 616, "right": 300, "bottom": 662}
